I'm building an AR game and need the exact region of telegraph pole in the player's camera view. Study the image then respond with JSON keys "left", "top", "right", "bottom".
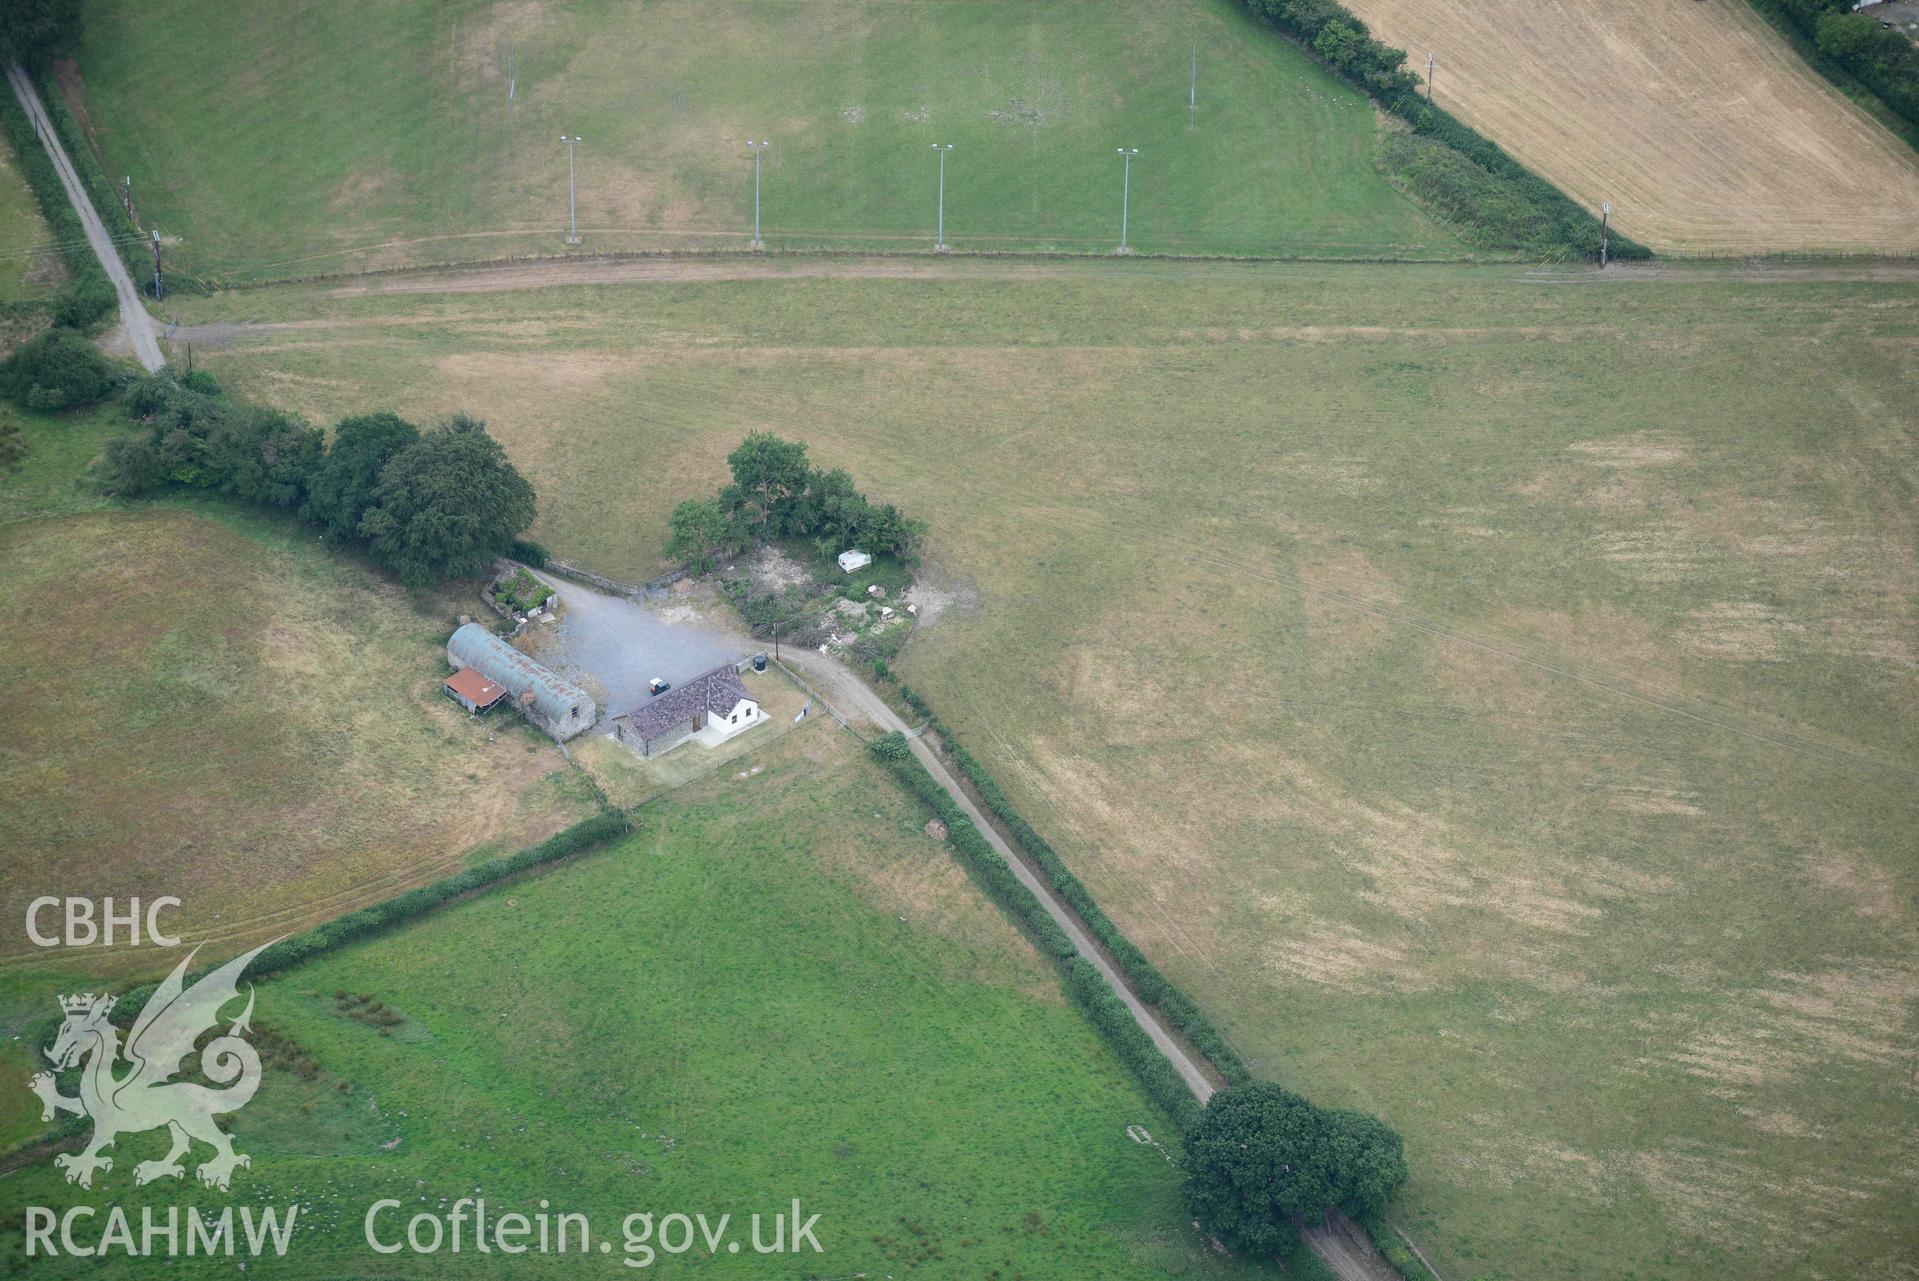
{"left": 747, "top": 139, "right": 770, "bottom": 248}
{"left": 1116, "top": 148, "right": 1139, "bottom": 254}
{"left": 559, "top": 135, "right": 582, "bottom": 243}
{"left": 1426, "top": 53, "right": 1435, "bottom": 103}
{"left": 931, "top": 143, "right": 952, "bottom": 250}
{"left": 1190, "top": 41, "right": 1198, "bottom": 128}
{"left": 1600, "top": 201, "right": 1611, "bottom": 267}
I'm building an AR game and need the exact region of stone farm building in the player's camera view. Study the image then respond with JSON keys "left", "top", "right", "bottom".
{"left": 614, "top": 664, "right": 763, "bottom": 758}
{"left": 446, "top": 621, "right": 596, "bottom": 741}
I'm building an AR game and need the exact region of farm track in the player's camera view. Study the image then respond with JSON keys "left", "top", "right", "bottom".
{"left": 774, "top": 648, "right": 1402, "bottom": 1281}
{"left": 4, "top": 63, "right": 162, "bottom": 370}
{"left": 156, "top": 248, "right": 1919, "bottom": 344}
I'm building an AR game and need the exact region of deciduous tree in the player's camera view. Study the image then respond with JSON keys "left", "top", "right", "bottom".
{"left": 303, "top": 412, "right": 420, "bottom": 541}
{"left": 1182, "top": 1083, "right": 1406, "bottom": 1254}
{"left": 359, "top": 415, "right": 535, "bottom": 589}
{"left": 663, "top": 497, "right": 746, "bottom": 573}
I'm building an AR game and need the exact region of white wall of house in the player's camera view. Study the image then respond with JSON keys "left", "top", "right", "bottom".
{"left": 701, "top": 698, "right": 764, "bottom": 745}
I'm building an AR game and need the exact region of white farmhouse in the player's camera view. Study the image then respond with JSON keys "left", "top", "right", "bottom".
{"left": 613, "top": 664, "right": 764, "bottom": 758}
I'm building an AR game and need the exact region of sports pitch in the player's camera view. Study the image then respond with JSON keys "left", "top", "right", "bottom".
{"left": 60, "top": 0, "right": 1464, "bottom": 281}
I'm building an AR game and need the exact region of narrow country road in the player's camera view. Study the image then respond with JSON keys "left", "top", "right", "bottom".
{"left": 6, "top": 62, "right": 164, "bottom": 372}
{"left": 775, "top": 648, "right": 1403, "bottom": 1281}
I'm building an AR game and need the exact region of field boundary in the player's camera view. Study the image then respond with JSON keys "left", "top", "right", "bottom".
{"left": 0, "top": 66, "right": 111, "bottom": 329}
{"left": 1740, "top": 0, "right": 1919, "bottom": 153}
{"left": 1229, "top": 1, "right": 1647, "bottom": 260}
{"left": 0, "top": 808, "right": 632, "bottom": 1148}
{"left": 886, "top": 679, "right": 1254, "bottom": 1085}
{"left": 6, "top": 64, "right": 162, "bottom": 367}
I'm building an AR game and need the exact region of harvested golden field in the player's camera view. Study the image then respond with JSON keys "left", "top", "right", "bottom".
{"left": 1346, "top": 0, "right": 1919, "bottom": 253}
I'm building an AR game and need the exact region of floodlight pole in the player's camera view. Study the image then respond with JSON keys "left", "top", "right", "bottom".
{"left": 747, "top": 139, "right": 771, "bottom": 249}
{"left": 560, "top": 135, "right": 582, "bottom": 243}
{"left": 1190, "top": 41, "right": 1197, "bottom": 127}
{"left": 932, "top": 143, "right": 952, "bottom": 250}
{"left": 1426, "top": 53, "right": 1435, "bottom": 103}
{"left": 1600, "top": 201, "right": 1611, "bottom": 267}
{"left": 1116, "top": 148, "right": 1139, "bottom": 254}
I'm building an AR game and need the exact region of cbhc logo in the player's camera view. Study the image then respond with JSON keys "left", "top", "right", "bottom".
{"left": 25, "top": 897, "right": 182, "bottom": 947}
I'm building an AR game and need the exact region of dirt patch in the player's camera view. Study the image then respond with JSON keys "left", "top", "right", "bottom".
{"left": 1298, "top": 549, "right": 1399, "bottom": 650}
{"left": 1804, "top": 852, "right": 1900, "bottom": 921}
{"left": 902, "top": 562, "right": 978, "bottom": 630}
{"left": 1676, "top": 601, "right": 1805, "bottom": 663}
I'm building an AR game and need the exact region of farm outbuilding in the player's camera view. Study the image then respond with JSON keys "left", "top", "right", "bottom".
{"left": 444, "top": 666, "right": 507, "bottom": 714}
{"left": 613, "top": 663, "right": 763, "bottom": 758}
{"left": 446, "top": 622, "right": 596, "bottom": 741}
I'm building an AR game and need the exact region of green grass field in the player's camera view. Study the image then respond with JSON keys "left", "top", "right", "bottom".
{"left": 0, "top": 726, "right": 1275, "bottom": 1280}
{"left": 0, "top": 403, "right": 600, "bottom": 983}
{"left": 0, "top": 128, "right": 65, "bottom": 303}
{"left": 167, "top": 258, "right": 1919, "bottom": 1280}
{"left": 59, "top": 0, "right": 1462, "bottom": 281}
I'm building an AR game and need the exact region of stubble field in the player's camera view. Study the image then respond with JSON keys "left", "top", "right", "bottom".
{"left": 167, "top": 257, "right": 1919, "bottom": 1280}
{"left": 1342, "top": 0, "right": 1919, "bottom": 253}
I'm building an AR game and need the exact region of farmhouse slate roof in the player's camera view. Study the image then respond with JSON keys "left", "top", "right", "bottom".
{"left": 617, "top": 664, "right": 749, "bottom": 742}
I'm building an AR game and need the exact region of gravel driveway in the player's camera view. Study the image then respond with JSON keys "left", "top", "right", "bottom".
{"left": 534, "top": 577, "right": 748, "bottom": 725}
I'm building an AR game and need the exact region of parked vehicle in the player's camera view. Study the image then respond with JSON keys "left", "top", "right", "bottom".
{"left": 649, "top": 677, "right": 671, "bottom": 696}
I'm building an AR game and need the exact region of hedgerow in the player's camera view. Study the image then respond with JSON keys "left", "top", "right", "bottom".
{"left": 872, "top": 732, "right": 1198, "bottom": 1133}
{"left": 871, "top": 733, "right": 1074, "bottom": 959}
{"left": 108, "top": 812, "right": 631, "bottom": 1026}
{"left": 886, "top": 678, "right": 1254, "bottom": 1086}
{"left": 1063, "top": 958, "right": 1202, "bottom": 1131}
{"left": 1747, "top": 0, "right": 1919, "bottom": 142}
{"left": 0, "top": 80, "right": 115, "bottom": 330}
{"left": 1238, "top": 0, "right": 1649, "bottom": 259}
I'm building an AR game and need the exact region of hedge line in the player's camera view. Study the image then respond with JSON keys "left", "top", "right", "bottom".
{"left": 1742, "top": 0, "right": 1919, "bottom": 153}
{"left": 871, "top": 731, "right": 1207, "bottom": 1131}
{"left": 0, "top": 78, "right": 114, "bottom": 329}
{"left": 1237, "top": 0, "right": 1650, "bottom": 260}
{"left": 110, "top": 811, "right": 632, "bottom": 1026}
{"left": 893, "top": 683, "right": 1253, "bottom": 1087}
{"left": 1063, "top": 957, "right": 1202, "bottom": 1132}
{"left": 870, "top": 734, "right": 1074, "bottom": 959}
{"left": 1353, "top": 1211, "right": 1440, "bottom": 1281}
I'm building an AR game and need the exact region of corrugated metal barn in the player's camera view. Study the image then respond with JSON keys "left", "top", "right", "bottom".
{"left": 446, "top": 622, "right": 596, "bottom": 741}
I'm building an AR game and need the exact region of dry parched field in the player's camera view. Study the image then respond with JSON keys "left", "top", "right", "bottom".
{"left": 168, "top": 259, "right": 1919, "bottom": 1281}
{"left": 1346, "top": 0, "right": 1919, "bottom": 253}
{"left": 0, "top": 419, "right": 600, "bottom": 976}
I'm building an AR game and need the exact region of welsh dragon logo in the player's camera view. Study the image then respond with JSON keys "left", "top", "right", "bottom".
{"left": 27, "top": 941, "right": 272, "bottom": 1191}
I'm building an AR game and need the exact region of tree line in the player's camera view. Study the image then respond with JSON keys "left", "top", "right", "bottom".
{"left": 665, "top": 430, "right": 925, "bottom": 573}
{"left": 1765, "top": 0, "right": 1919, "bottom": 131}
{"left": 1239, "top": 0, "right": 1649, "bottom": 260}
{"left": 93, "top": 372, "right": 537, "bottom": 588}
